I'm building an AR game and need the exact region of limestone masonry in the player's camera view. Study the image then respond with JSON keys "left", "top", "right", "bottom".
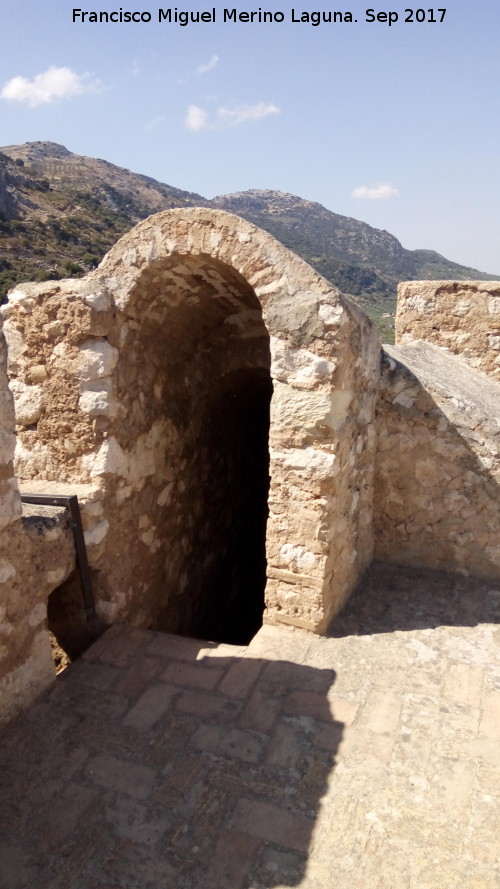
{"left": 0, "top": 208, "right": 498, "bottom": 726}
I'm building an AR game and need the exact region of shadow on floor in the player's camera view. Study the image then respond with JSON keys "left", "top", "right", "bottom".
{"left": 329, "top": 561, "right": 500, "bottom": 638}
{"left": 0, "top": 627, "right": 342, "bottom": 889}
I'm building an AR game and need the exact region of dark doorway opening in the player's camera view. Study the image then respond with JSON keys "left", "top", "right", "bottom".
{"left": 181, "top": 368, "right": 272, "bottom": 645}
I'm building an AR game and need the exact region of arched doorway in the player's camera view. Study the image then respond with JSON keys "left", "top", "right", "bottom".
{"left": 111, "top": 254, "right": 272, "bottom": 643}
{"left": 5, "top": 209, "right": 381, "bottom": 636}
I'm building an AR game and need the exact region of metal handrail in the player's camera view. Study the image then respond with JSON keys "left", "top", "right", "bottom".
{"left": 20, "top": 493, "right": 96, "bottom": 621}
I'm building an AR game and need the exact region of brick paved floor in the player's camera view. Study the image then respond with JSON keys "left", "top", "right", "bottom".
{"left": 0, "top": 564, "right": 499, "bottom": 888}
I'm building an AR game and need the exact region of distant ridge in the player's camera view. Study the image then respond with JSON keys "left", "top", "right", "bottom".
{"left": 1, "top": 142, "right": 497, "bottom": 338}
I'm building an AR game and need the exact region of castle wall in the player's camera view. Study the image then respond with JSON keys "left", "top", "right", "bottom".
{"left": 376, "top": 280, "right": 500, "bottom": 580}
{"left": 396, "top": 280, "right": 500, "bottom": 383}
{"left": 1, "top": 209, "right": 381, "bottom": 637}
{"left": 0, "top": 334, "right": 74, "bottom": 729}
{"left": 375, "top": 340, "right": 500, "bottom": 577}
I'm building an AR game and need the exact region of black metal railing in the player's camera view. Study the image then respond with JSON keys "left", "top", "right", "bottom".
{"left": 20, "top": 493, "right": 96, "bottom": 621}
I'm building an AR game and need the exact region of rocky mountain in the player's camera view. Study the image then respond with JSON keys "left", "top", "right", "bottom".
{"left": 0, "top": 141, "right": 206, "bottom": 301}
{"left": 1, "top": 142, "right": 497, "bottom": 340}
{"left": 212, "top": 189, "right": 493, "bottom": 296}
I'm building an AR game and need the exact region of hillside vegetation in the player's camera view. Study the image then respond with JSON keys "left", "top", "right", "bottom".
{"left": 1, "top": 142, "right": 497, "bottom": 341}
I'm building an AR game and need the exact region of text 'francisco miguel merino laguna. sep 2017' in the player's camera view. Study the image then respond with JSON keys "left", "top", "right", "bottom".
{"left": 71, "top": 8, "right": 448, "bottom": 26}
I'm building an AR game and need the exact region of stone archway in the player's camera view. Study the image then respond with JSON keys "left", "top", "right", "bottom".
{"left": 104, "top": 252, "right": 273, "bottom": 643}
{"left": 3, "top": 209, "right": 381, "bottom": 635}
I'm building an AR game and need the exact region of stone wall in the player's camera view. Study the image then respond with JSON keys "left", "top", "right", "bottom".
{"left": 396, "top": 280, "right": 500, "bottom": 383}
{"left": 376, "top": 280, "right": 500, "bottom": 579}
{"left": 0, "top": 334, "right": 74, "bottom": 728}
{"left": 1, "top": 209, "right": 381, "bottom": 639}
{"left": 375, "top": 340, "right": 500, "bottom": 576}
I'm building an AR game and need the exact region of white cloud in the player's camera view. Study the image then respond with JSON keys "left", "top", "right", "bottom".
{"left": 1, "top": 66, "right": 100, "bottom": 107}
{"left": 131, "top": 60, "right": 141, "bottom": 76}
{"left": 352, "top": 183, "right": 399, "bottom": 200}
{"left": 185, "top": 105, "right": 210, "bottom": 131}
{"left": 185, "top": 101, "right": 280, "bottom": 131}
{"left": 216, "top": 102, "right": 280, "bottom": 126}
{"left": 197, "top": 54, "right": 219, "bottom": 74}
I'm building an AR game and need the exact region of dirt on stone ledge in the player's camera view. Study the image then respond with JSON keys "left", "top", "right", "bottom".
{"left": 49, "top": 630, "right": 72, "bottom": 674}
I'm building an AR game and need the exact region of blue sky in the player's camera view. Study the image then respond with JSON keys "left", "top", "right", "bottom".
{"left": 1, "top": 0, "right": 499, "bottom": 273}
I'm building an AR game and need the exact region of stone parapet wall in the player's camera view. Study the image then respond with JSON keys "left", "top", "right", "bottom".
{"left": 375, "top": 341, "right": 500, "bottom": 577}
{"left": 396, "top": 280, "right": 500, "bottom": 382}
{"left": 0, "top": 335, "right": 75, "bottom": 729}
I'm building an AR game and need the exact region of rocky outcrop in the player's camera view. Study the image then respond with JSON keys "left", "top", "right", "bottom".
{"left": 0, "top": 161, "right": 12, "bottom": 220}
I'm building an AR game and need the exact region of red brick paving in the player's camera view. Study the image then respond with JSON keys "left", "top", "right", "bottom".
{"left": 0, "top": 625, "right": 338, "bottom": 889}
{"left": 231, "top": 798, "right": 313, "bottom": 854}
{"left": 204, "top": 830, "right": 261, "bottom": 889}
{"left": 39, "top": 783, "right": 99, "bottom": 847}
{"left": 146, "top": 632, "right": 210, "bottom": 661}
{"left": 189, "top": 722, "right": 267, "bottom": 763}
{"left": 160, "top": 659, "right": 225, "bottom": 690}
{"left": 264, "top": 721, "right": 303, "bottom": 769}
{"left": 218, "top": 656, "right": 264, "bottom": 698}
{"left": 238, "top": 682, "right": 284, "bottom": 732}
{"left": 283, "top": 689, "right": 334, "bottom": 722}
{"left": 1, "top": 565, "right": 497, "bottom": 888}
{"left": 86, "top": 753, "right": 157, "bottom": 800}
{"left": 174, "top": 688, "right": 241, "bottom": 721}
{"left": 123, "top": 683, "right": 178, "bottom": 731}
{"left": 115, "top": 655, "right": 163, "bottom": 699}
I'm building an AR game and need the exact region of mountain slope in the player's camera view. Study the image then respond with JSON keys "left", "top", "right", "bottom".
{"left": 1, "top": 142, "right": 497, "bottom": 340}
{"left": 212, "top": 189, "right": 496, "bottom": 304}
{"left": 0, "top": 141, "right": 207, "bottom": 299}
